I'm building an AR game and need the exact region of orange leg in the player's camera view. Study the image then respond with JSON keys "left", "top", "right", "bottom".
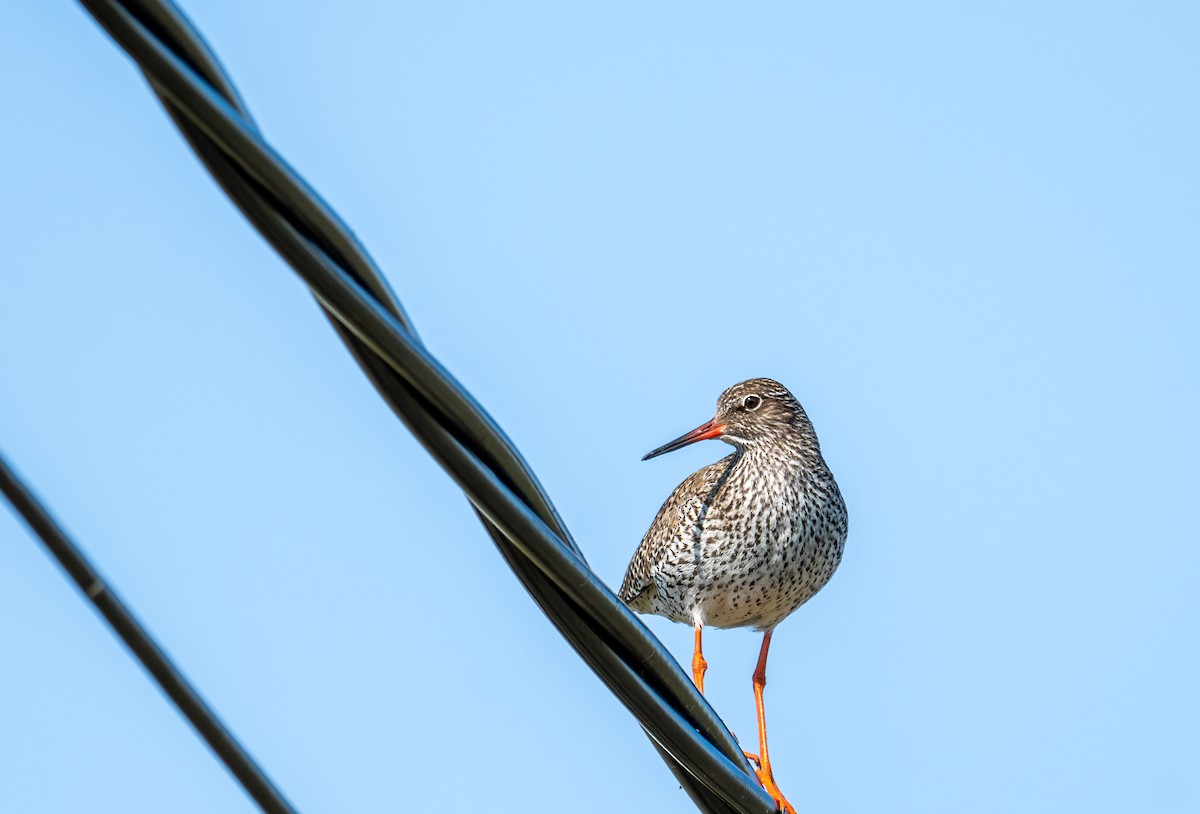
{"left": 692, "top": 622, "right": 707, "bottom": 693}
{"left": 746, "top": 631, "right": 797, "bottom": 814}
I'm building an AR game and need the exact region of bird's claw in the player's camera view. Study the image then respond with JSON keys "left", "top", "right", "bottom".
{"left": 752, "top": 762, "right": 797, "bottom": 814}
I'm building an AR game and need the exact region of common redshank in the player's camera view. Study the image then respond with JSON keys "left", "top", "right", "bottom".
{"left": 619, "top": 378, "right": 847, "bottom": 813}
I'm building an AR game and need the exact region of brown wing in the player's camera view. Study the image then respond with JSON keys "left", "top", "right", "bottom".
{"left": 618, "top": 455, "right": 736, "bottom": 608}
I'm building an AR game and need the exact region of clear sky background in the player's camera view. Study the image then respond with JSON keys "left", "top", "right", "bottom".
{"left": 2, "top": 2, "right": 1197, "bottom": 812}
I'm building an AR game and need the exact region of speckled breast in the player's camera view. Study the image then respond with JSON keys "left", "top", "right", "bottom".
{"left": 642, "top": 451, "right": 847, "bottom": 631}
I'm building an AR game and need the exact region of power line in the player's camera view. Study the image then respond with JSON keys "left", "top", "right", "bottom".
{"left": 40, "top": 1, "right": 779, "bottom": 810}
{"left": 0, "top": 453, "right": 299, "bottom": 814}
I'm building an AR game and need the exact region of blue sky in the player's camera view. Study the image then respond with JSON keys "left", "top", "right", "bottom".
{"left": 2, "top": 2, "right": 1198, "bottom": 812}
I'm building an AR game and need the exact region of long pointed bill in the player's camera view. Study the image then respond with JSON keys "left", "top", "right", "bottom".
{"left": 642, "top": 419, "right": 727, "bottom": 461}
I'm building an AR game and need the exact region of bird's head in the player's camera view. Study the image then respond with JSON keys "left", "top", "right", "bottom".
{"left": 642, "top": 378, "right": 811, "bottom": 460}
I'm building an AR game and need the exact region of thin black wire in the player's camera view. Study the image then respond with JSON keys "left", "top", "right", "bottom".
{"left": 64, "top": 1, "right": 778, "bottom": 812}
{"left": 0, "top": 453, "right": 299, "bottom": 814}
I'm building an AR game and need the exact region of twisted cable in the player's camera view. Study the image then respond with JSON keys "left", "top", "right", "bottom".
{"left": 20, "top": 2, "right": 779, "bottom": 810}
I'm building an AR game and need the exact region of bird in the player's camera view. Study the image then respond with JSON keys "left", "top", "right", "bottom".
{"left": 619, "top": 378, "right": 847, "bottom": 813}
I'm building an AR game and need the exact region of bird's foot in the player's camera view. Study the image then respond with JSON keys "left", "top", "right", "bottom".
{"left": 734, "top": 732, "right": 794, "bottom": 811}
{"left": 745, "top": 757, "right": 797, "bottom": 814}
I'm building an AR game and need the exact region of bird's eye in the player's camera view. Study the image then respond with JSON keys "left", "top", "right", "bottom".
{"left": 742, "top": 395, "right": 762, "bottom": 411}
